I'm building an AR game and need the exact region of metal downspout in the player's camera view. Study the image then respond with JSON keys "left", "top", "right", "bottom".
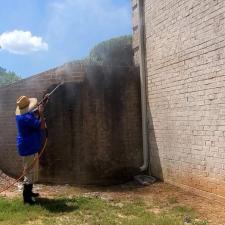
{"left": 138, "top": 0, "right": 149, "bottom": 172}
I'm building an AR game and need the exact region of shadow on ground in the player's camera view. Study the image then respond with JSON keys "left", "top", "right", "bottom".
{"left": 36, "top": 197, "right": 79, "bottom": 213}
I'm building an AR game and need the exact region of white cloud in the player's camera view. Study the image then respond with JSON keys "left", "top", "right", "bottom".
{"left": 0, "top": 30, "right": 48, "bottom": 54}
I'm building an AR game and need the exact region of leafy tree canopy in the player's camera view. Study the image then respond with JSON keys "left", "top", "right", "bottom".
{"left": 0, "top": 66, "right": 21, "bottom": 86}
{"left": 88, "top": 35, "right": 133, "bottom": 66}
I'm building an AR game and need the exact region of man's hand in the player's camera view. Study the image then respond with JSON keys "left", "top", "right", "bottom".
{"left": 38, "top": 104, "right": 46, "bottom": 129}
{"left": 38, "top": 104, "right": 44, "bottom": 114}
{"left": 42, "top": 93, "right": 50, "bottom": 106}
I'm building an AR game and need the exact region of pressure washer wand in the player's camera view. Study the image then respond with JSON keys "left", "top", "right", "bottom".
{"left": 38, "top": 82, "right": 63, "bottom": 106}
{"left": 48, "top": 82, "right": 64, "bottom": 96}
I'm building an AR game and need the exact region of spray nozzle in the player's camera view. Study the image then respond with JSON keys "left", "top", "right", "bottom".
{"left": 38, "top": 82, "right": 63, "bottom": 106}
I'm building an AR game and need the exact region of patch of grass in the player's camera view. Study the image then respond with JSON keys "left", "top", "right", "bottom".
{"left": 0, "top": 197, "right": 47, "bottom": 225}
{"left": 169, "top": 205, "right": 207, "bottom": 225}
{"left": 171, "top": 205, "right": 197, "bottom": 216}
{"left": 168, "top": 196, "right": 178, "bottom": 204}
{"left": 192, "top": 221, "right": 209, "bottom": 225}
{"left": 0, "top": 196, "right": 208, "bottom": 225}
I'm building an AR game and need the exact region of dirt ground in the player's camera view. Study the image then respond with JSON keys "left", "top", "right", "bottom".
{"left": 0, "top": 172, "right": 225, "bottom": 225}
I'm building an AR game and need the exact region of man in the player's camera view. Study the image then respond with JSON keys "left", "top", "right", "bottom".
{"left": 15, "top": 95, "right": 47, "bottom": 204}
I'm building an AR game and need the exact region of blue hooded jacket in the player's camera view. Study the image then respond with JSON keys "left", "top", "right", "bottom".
{"left": 16, "top": 112, "right": 42, "bottom": 156}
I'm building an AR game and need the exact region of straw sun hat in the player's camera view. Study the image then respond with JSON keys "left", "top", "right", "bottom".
{"left": 15, "top": 96, "right": 38, "bottom": 115}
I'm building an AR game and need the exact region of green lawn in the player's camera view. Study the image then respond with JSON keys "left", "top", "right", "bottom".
{"left": 0, "top": 196, "right": 208, "bottom": 225}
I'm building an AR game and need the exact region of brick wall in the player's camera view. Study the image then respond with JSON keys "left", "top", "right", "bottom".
{"left": 133, "top": 0, "right": 225, "bottom": 198}
{"left": 0, "top": 64, "right": 142, "bottom": 185}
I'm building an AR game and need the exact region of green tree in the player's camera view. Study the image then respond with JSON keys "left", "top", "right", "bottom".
{"left": 0, "top": 66, "right": 21, "bottom": 86}
{"left": 88, "top": 35, "right": 133, "bottom": 66}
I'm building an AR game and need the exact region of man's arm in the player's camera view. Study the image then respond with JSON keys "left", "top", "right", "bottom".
{"left": 38, "top": 104, "right": 46, "bottom": 129}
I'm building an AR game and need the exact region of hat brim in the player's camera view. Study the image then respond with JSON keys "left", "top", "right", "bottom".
{"left": 15, "top": 98, "right": 38, "bottom": 115}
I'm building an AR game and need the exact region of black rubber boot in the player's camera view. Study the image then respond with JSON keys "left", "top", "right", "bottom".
{"left": 30, "top": 184, "right": 39, "bottom": 198}
{"left": 23, "top": 184, "right": 35, "bottom": 205}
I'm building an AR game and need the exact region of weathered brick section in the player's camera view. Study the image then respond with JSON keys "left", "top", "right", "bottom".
{"left": 0, "top": 63, "right": 84, "bottom": 179}
{"left": 133, "top": 0, "right": 225, "bottom": 198}
{"left": 0, "top": 64, "right": 142, "bottom": 185}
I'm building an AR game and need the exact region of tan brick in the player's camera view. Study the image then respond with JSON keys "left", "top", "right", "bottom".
{"left": 132, "top": 0, "right": 225, "bottom": 198}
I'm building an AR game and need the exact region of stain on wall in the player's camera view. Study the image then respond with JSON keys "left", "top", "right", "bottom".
{"left": 0, "top": 64, "right": 143, "bottom": 185}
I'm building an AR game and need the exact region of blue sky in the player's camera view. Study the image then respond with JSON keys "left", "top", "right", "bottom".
{"left": 0, "top": 0, "right": 131, "bottom": 77}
